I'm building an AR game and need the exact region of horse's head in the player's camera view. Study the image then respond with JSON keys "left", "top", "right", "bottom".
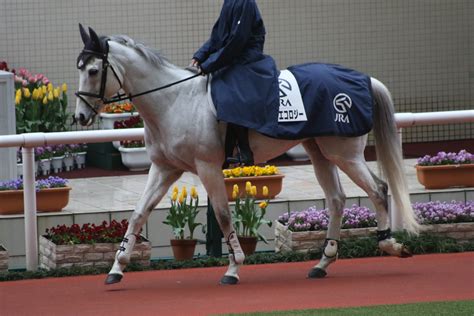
{"left": 74, "top": 24, "right": 123, "bottom": 126}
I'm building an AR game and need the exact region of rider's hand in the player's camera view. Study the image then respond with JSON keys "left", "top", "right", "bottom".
{"left": 190, "top": 58, "right": 205, "bottom": 75}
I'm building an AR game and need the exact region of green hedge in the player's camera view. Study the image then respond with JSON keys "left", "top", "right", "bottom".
{"left": 1, "top": 232, "right": 473, "bottom": 282}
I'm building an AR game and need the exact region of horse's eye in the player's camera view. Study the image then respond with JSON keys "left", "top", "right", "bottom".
{"left": 89, "top": 68, "right": 99, "bottom": 76}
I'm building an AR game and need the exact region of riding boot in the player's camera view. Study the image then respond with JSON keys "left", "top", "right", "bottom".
{"left": 223, "top": 124, "right": 238, "bottom": 169}
{"left": 234, "top": 125, "right": 254, "bottom": 166}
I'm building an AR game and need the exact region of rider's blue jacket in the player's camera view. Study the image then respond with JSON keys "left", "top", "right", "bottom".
{"left": 193, "top": 0, "right": 279, "bottom": 134}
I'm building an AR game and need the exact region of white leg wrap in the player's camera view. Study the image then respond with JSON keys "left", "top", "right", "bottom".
{"left": 117, "top": 234, "right": 137, "bottom": 265}
{"left": 378, "top": 237, "right": 404, "bottom": 256}
{"left": 224, "top": 254, "right": 241, "bottom": 280}
{"left": 226, "top": 231, "right": 245, "bottom": 265}
{"left": 109, "top": 260, "right": 126, "bottom": 276}
{"left": 315, "top": 240, "right": 338, "bottom": 270}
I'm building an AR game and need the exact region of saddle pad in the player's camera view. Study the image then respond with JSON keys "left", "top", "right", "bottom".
{"left": 274, "top": 63, "right": 374, "bottom": 139}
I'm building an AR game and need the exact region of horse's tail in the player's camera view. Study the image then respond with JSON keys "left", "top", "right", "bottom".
{"left": 371, "top": 77, "right": 420, "bottom": 234}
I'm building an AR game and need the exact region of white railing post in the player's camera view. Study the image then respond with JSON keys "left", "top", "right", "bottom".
{"left": 22, "top": 147, "right": 38, "bottom": 271}
{"left": 390, "top": 128, "right": 404, "bottom": 231}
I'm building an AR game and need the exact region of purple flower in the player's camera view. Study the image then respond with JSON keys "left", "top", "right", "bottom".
{"left": 0, "top": 176, "right": 68, "bottom": 192}
{"left": 417, "top": 150, "right": 473, "bottom": 166}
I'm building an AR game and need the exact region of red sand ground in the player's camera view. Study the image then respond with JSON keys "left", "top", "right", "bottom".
{"left": 1, "top": 252, "right": 473, "bottom": 316}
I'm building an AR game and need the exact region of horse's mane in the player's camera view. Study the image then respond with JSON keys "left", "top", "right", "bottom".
{"left": 108, "top": 35, "right": 168, "bottom": 68}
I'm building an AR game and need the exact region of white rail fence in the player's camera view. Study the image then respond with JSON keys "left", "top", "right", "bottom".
{"left": 0, "top": 110, "right": 473, "bottom": 271}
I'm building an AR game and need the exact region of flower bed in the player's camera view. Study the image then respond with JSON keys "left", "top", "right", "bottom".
{"left": 39, "top": 220, "right": 151, "bottom": 270}
{"left": 275, "top": 201, "right": 474, "bottom": 253}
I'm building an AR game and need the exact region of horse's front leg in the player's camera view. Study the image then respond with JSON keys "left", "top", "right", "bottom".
{"left": 195, "top": 160, "right": 244, "bottom": 285}
{"left": 106, "top": 164, "right": 182, "bottom": 285}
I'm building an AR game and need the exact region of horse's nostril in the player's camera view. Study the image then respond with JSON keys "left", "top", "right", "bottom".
{"left": 79, "top": 113, "right": 86, "bottom": 122}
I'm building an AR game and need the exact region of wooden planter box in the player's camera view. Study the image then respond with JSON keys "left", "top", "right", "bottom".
{"left": 224, "top": 174, "right": 284, "bottom": 201}
{"left": 0, "top": 187, "right": 71, "bottom": 215}
{"left": 275, "top": 221, "right": 474, "bottom": 253}
{"left": 0, "top": 244, "right": 8, "bottom": 272}
{"left": 416, "top": 164, "right": 474, "bottom": 189}
{"left": 39, "top": 235, "right": 151, "bottom": 270}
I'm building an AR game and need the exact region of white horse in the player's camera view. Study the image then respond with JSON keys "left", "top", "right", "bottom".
{"left": 74, "top": 26, "right": 419, "bottom": 285}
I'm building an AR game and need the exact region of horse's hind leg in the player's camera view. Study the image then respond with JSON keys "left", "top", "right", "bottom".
{"left": 329, "top": 149, "right": 412, "bottom": 258}
{"left": 106, "top": 164, "right": 183, "bottom": 285}
{"left": 302, "top": 140, "right": 346, "bottom": 279}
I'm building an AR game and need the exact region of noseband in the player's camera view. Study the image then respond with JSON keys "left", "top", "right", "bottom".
{"left": 75, "top": 40, "right": 201, "bottom": 116}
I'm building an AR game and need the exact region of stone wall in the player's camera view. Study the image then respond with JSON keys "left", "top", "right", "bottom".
{"left": 275, "top": 221, "right": 474, "bottom": 253}
{"left": 39, "top": 236, "right": 151, "bottom": 270}
{"left": 0, "top": 245, "right": 8, "bottom": 272}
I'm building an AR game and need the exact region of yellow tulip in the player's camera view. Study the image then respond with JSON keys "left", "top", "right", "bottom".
{"left": 262, "top": 186, "right": 269, "bottom": 197}
{"left": 191, "top": 186, "right": 198, "bottom": 199}
{"left": 251, "top": 186, "right": 257, "bottom": 197}
{"left": 245, "top": 181, "right": 252, "bottom": 194}
{"left": 178, "top": 194, "right": 184, "bottom": 204}
{"left": 15, "top": 89, "right": 22, "bottom": 98}
{"left": 32, "top": 89, "right": 39, "bottom": 100}
{"left": 41, "top": 85, "right": 47, "bottom": 95}
{"left": 37, "top": 88, "right": 44, "bottom": 100}
{"left": 182, "top": 186, "right": 187, "bottom": 198}
{"left": 171, "top": 191, "right": 178, "bottom": 202}
{"left": 48, "top": 91, "right": 54, "bottom": 101}
{"left": 53, "top": 87, "right": 60, "bottom": 99}
{"left": 259, "top": 201, "right": 268, "bottom": 209}
{"left": 233, "top": 184, "right": 239, "bottom": 195}
{"left": 62, "top": 83, "right": 68, "bottom": 92}
{"left": 23, "top": 88, "right": 31, "bottom": 98}
{"left": 42, "top": 96, "right": 48, "bottom": 105}
{"left": 47, "top": 83, "right": 53, "bottom": 92}
{"left": 15, "top": 95, "right": 21, "bottom": 105}
{"left": 172, "top": 185, "right": 179, "bottom": 194}
{"left": 232, "top": 190, "right": 238, "bottom": 200}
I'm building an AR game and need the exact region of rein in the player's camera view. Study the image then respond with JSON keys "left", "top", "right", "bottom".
{"left": 103, "top": 72, "right": 202, "bottom": 104}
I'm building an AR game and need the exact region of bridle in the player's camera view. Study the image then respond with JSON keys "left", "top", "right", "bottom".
{"left": 75, "top": 40, "right": 201, "bottom": 117}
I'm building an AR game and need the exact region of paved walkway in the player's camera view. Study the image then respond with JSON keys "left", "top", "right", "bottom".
{"left": 1, "top": 252, "right": 473, "bottom": 315}
{"left": 64, "top": 159, "right": 468, "bottom": 214}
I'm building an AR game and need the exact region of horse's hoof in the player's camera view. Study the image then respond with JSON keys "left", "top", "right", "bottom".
{"left": 307, "top": 268, "right": 327, "bottom": 279}
{"left": 220, "top": 275, "right": 239, "bottom": 285}
{"left": 400, "top": 245, "right": 412, "bottom": 258}
{"left": 105, "top": 273, "right": 123, "bottom": 285}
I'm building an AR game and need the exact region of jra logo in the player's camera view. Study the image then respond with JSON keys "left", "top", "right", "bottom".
{"left": 333, "top": 93, "right": 352, "bottom": 124}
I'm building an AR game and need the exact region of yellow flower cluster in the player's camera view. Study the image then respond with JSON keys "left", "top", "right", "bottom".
{"left": 223, "top": 165, "right": 279, "bottom": 178}
{"left": 15, "top": 83, "right": 67, "bottom": 106}
{"left": 231, "top": 181, "right": 269, "bottom": 206}
{"left": 171, "top": 185, "right": 198, "bottom": 203}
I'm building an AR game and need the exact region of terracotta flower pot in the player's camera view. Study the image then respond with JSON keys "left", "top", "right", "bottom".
{"left": 238, "top": 236, "right": 258, "bottom": 256}
{"left": 0, "top": 187, "right": 72, "bottom": 215}
{"left": 224, "top": 174, "right": 284, "bottom": 201}
{"left": 170, "top": 239, "right": 197, "bottom": 261}
{"left": 415, "top": 164, "right": 474, "bottom": 189}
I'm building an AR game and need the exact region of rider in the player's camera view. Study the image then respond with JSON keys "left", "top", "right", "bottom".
{"left": 191, "top": 0, "right": 279, "bottom": 167}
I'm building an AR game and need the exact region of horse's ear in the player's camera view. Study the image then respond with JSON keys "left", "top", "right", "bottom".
{"left": 79, "top": 23, "right": 89, "bottom": 45}
{"left": 88, "top": 26, "right": 103, "bottom": 52}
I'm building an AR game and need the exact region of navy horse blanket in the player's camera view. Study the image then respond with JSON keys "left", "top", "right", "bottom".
{"left": 211, "top": 62, "right": 374, "bottom": 140}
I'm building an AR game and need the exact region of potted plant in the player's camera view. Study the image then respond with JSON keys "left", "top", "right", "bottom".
{"left": 223, "top": 165, "right": 284, "bottom": 201}
{"left": 12, "top": 66, "right": 69, "bottom": 134}
{"left": 163, "top": 185, "right": 202, "bottom": 261}
{"left": 0, "top": 176, "right": 71, "bottom": 215}
{"left": 99, "top": 101, "right": 138, "bottom": 130}
{"left": 40, "top": 220, "right": 151, "bottom": 270}
{"left": 415, "top": 150, "right": 473, "bottom": 189}
{"left": 231, "top": 182, "right": 272, "bottom": 255}
{"left": 35, "top": 146, "right": 54, "bottom": 176}
{"left": 0, "top": 244, "right": 8, "bottom": 272}
{"left": 51, "top": 144, "right": 66, "bottom": 173}
{"left": 69, "top": 143, "right": 88, "bottom": 169}
{"left": 63, "top": 145, "right": 75, "bottom": 171}
{"left": 116, "top": 116, "right": 151, "bottom": 171}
